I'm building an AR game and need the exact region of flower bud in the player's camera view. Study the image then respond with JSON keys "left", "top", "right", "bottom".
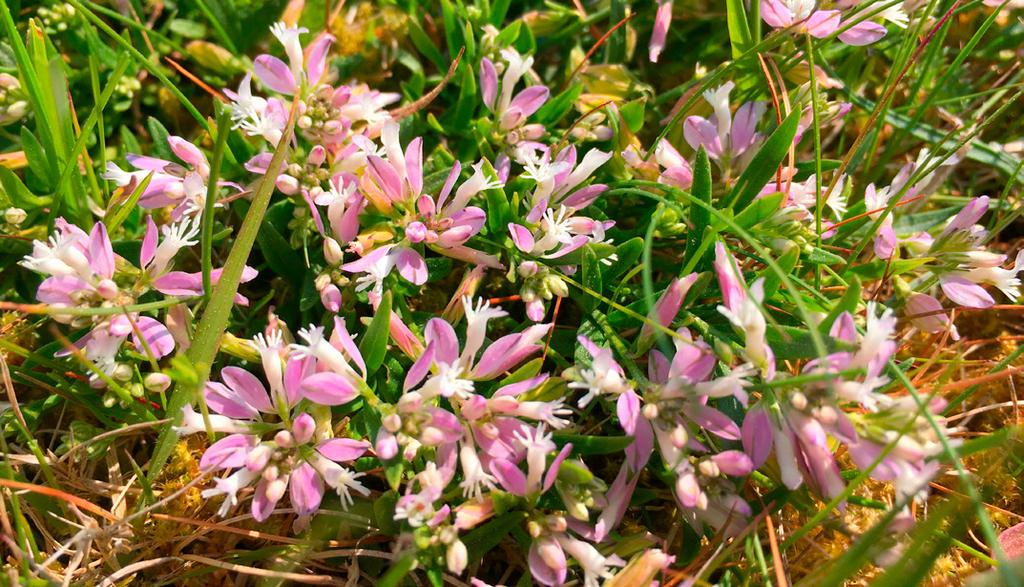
{"left": 274, "top": 430, "right": 294, "bottom": 448}
{"left": 642, "top": 402, "right": 659, "bottom": 420}
{"left": 790, "top": 391, "right": 808, "bottom": 411}
{"left": 96, "top": 279, "right": 119, "bottom": 300}
{"left": 291, "top": 413, "right": 315, "bottom": 444}
{"left": 144, "top": 372, "right": 172, "bottom": 393}
{"left": 698, "top": 459, "right": 719, "bottom": 478}
{"left": 670, "top": 424, "right": 688, "bottom": 449}
{"left": 518, "top": 260, "right": 540, "bottom": 277}
{"left": 112, "top": 363, "right": 133, "bottom": 382}
{"left": 406, "top": 221, "right": 428, "bottom": 243}
{"left": 323, "top": 237, "right": 345, "bottom": 265}
{"left": 446, "top": 540, "right": 468, "bottom": 575}
{"left": 4, "top": 207, "right": 26, "bottom": 225}
{"left": 265, "top": 476, "right": 288, "bottom": 502}
{"left": 546, "top": 275, "right": 569, "bottom": 298}
{"left": 382, "top": 413, "right": 402, "bottom": 433}
{"left": 246, "top": 444, "right": 273, "bottom": 472}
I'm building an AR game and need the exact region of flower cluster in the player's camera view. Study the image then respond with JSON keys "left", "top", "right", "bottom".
{"left": 12, "top": 3, "right": 1024, "bottom": 585}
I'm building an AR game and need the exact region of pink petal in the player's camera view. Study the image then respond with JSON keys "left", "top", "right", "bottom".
{"left": 649, "top": 0, "right": 672, "bottom": 63}
{"left": 760, "top": 0, "right": 793, "bottom": 28}
{"left": 300, "top": 372, "right": 360, "bottom": 405}
{"left": 37, "top": 276, "right": 89, "bottom": 305}
{"left": 304, "top": 33, "right": 335, "bottom": 84}
{"left": 200, "top": 434, "right": 254, "bottom": 470}
{"left": 253, "top": 55, "right": 297, "bottom": 94}
{"left": 712, "top": 450, "right": 754, "bottom": 476}
{"left": 330, "top": 316, "right": 366, "bottom": 376}
{"left": 89, "top": 223, "right": 115, "bottom": 279}
{"left": 683, "top": 116, "right": 723, "bottom": 158}
{"left": 395, "top": 247, "right": 428, "bottom": 285}
{"left": 805, "top": 10, "right": 841, "bottom": 38}
{"left": 318, "top": 438, "right": 370, "bottom": 462}
{"left": 941, "top": 276, "right": 994, "bottom": 309}
{"left": 289, "top": 462, "right": 325, "bottom": 516}
{"left": 221, "top": 366, "right": 274, "bottom": 413}
{"left": 838, "top": 20, "right": 886, "bottom": 46}
{"left": 132, "top": 316, "right": 176, "bottom": 359}
{"left": 508, "top": 223, "right": 535, "bottom": 252}
{"left": 489, "top": 459, "right": 528, "bottom": 496}
{"left": 479, "top": 57, "right": 498, "bottom": 109}
{"left": 251, "top": 478, "right": 279, "bottom": 522}
{"left": 425, "top": 318, "right": 460, "bottom": 364}
{"left": 141, "top": 217, "right": 158, "bottom": 268}
{"left": 405, "top": 138, "right": 423, "bottom": 198}
{"left": 205, "top": 381, "right": 259, "bottom": 419}
{"left": 168, "top": 136, "right": 205, "bottom": 168}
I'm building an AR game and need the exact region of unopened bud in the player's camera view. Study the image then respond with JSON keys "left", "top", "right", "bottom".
{"left": 323, "top": 237, "right": 345, "bottom": 265}
{"left": 112, "top": 363, "right": 133, "bottom": 382}
{"left": 791, "top": 392, "right": 808, "bottom": 411}
{"left": 96, "top": 279, "right": 119, "bottom": 299}
{"left": 670, "top": 424, "right": 688, "bottom": 449}
{"left": 382, "top": 413, "right": 402, "bottom": 433}
{"left": 144, "top": 372, "right": 171, "bottom": 392}
{"left": 698, "top": 459, "right": 719, "bottom": 478}
{"left": 642, "top": 402, "right": 659, "bottom": 420}
{"left": 274, "top": 430, "right": 294, "bottom": 448}
{"left": 4, "top": 207, "right": 26, "bottom": 225}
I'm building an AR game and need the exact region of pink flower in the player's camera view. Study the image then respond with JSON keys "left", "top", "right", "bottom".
{"left": 649, "top": 1, "right": 673, "bottom": 63}
{"left": 480, "top": 49, "right": 549, "bottom": 141}
{"left": 684, "top": 82, "right": 766, "bottom": 166}
{"left": 179, "top": 329, "right": 371, "bottom": 522}
{"left": 103, "top": 136, "right": 233, "bottom": 219}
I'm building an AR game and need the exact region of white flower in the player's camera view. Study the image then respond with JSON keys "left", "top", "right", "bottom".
{"left": 458, "top": 442, "right": 496, "bottom": 498}
{"left": 150, "top": 217, "right": 201, "bottom": 275}
{"left": 569, "top": 346, "right": 631, "bottom": 408}
{"left": 703, "top": 81, "right": 735, "bottom": 147}
{"left": 270, "top": 22, "right": 309, "bottom": 82}
{"left": 202, "top": 468, "right": 259, "bottom": 517}
{"left": 461, "top": 296, "right": 508, "bottom": 366}
{"left": 556, "top": 535, "right": 615, "bottom": 587}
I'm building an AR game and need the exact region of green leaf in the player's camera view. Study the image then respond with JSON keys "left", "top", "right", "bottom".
{"left": 731, "top": 191, "right": 784, "bottom": 229}
{"left": 373, "top": 490, "right": 400, "bottom": 535}
{"left": 805, "top": 247, "right": 845, "bottom": 266}
{"left": 378, "top": 552, "right": 416, "bottom": 587}
{"left": 684, "top": 146, "right": 712, "bottom": 268}
{"left": 20, "top": 127, "right": 52, "bottom": 190}
{"left": 554, "top": 242, "right": 616, "bottom": 266}
{"left": 619, "top": 98, "right": 646, "bottom": 133}
{"left": 579, "top": 246, "right": 603, "bottom": 314}
{"left": 147, "top": 102, "right": 297, "bottom": 483}
{"left": 534, "top": 83, "right": 582, "bottom": 127}
{"left": 498, "top": 357, "right": 544, "bottom": 388}
{"left": 463, "top": 512, "right": 527, "bottom": 562}
{"left": 146, "top": 116, "right": 173, "bottom": 161}
{"left": 407, "top": 18, "right": 447, "bottom": 72}
{"left": 254, "top": 211, "right": 304, "bottom": 286}
{"left": 359, "top": 291, "right": 392, "bottom": 376}
{"left": 447, "top": 61, "right": 477, "bottom": 129}
{"left": 605, "top": 237, "right": 643, "bottom": 283}
{"left": 849, "top": 257, "right": 934, "bottom": 279}
{"left": 439, "top": 0, "right": 464, "bottom": 61}
{"left": 552, "top": 433, "right": 634, "bottom": 455}
{"left": 762, "top": 245, "right": 799, "bottom": 298}
{"left": 0, "top": 167, "right": 48, "bottom": 208}
{"left": 384, "top": 459, "right": 404, "bottom": 491}
{"left": 556, "top": 459, "right": 594, "bottom": 485}
{"left": 726, "top": 0, "right": 754, "bottom": 59}
{"left": 105, "top": 172, "right": 152, "bottom": 233}
{"left": 821, "top": 275, "right": 861, "bottom": 331}
{"left": 728, "top": 107, "right": 801, "bottom": 212}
